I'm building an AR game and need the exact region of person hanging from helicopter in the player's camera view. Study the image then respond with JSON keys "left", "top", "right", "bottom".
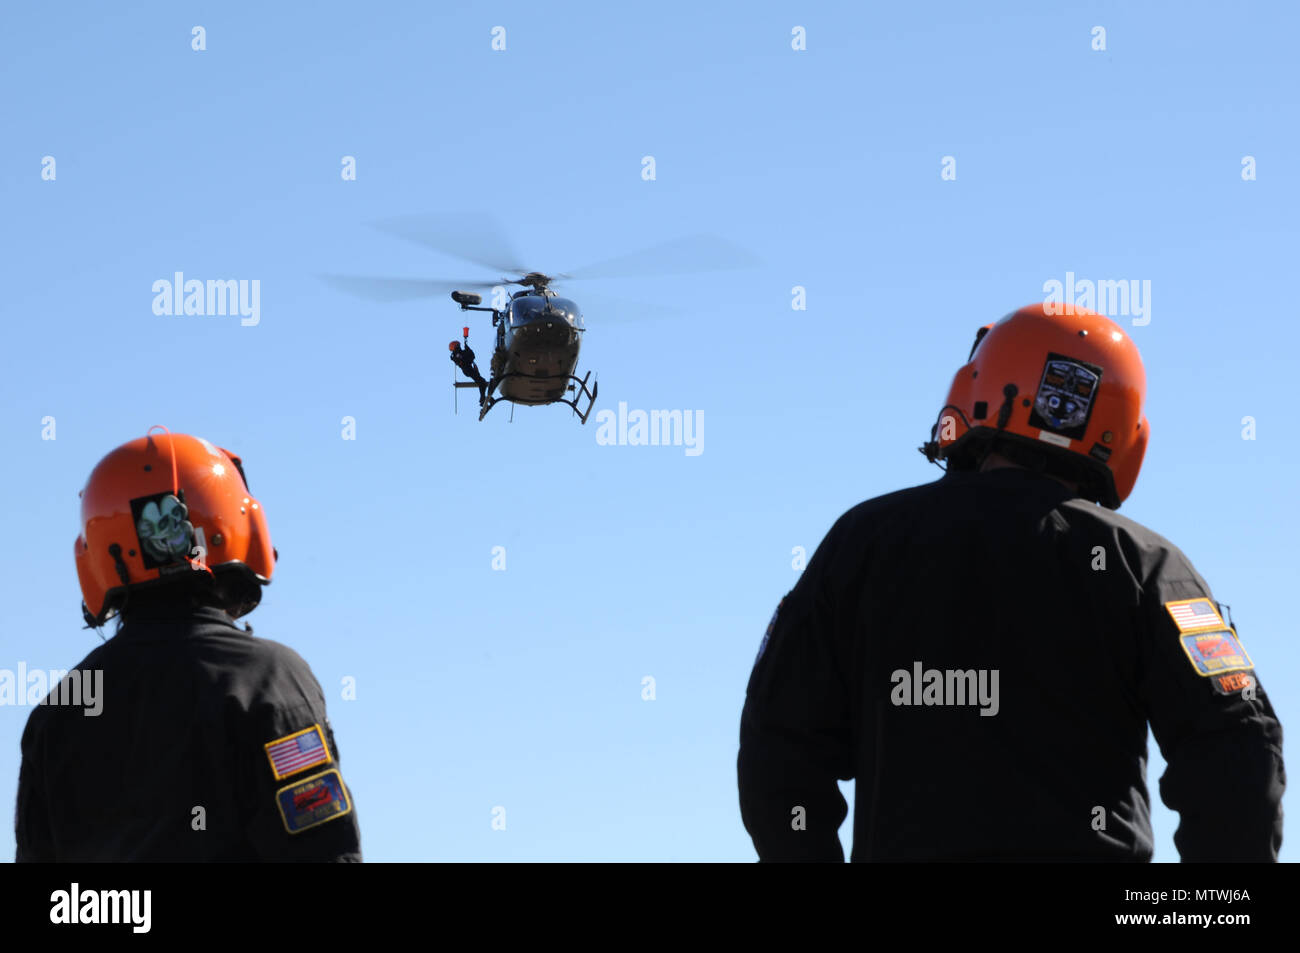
{"left": 449, "top": 336, "right": 488, "bottom": 406}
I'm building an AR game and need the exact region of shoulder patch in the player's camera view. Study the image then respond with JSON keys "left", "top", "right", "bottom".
{"left": 1211, "top": 670, "right": 1256, "bottom": 696}
{"left": 265, "top": 724, "right": 333, "bottom": 781}
{"left": 1164, "top": 597, "right": 1225, "bottom": 633}
{"left": 755, "top": 598, "right": 784, "bottom": 664}
{"left": 275, "top": 768, "right": 353, "bottom": 834}
{"left": 1178, "top": 628, "right": 1253, "bottom": 678}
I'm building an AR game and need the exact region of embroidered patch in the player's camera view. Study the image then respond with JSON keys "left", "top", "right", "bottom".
{"left": 1165, "top": 597, "right": 1225, "bottom": 633}
{"left": 264, "top": 724, "right": 332, "bottom": 781}
{"left": 1178, "top": 628, "right": 1253, "bottom": 677}
{"left": 755, "top": 598, "right": 784, "bottom": 664}
{"left": 275, "top": 768, "right": 352, "bottom": 834}
{"left": 1212, "top": 670, "right": 1256, "bottom": 696}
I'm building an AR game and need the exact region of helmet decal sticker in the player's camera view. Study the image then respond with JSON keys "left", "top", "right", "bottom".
{"left": 130, "top": 491, "right": 195, "bottom": 569}
{"left": 1027, "top": 352, "right": 1102, "bottom": 442}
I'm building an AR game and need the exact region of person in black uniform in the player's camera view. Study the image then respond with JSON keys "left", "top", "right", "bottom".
{"left": 738, "top": 304, "right": 1284, "bottom": 862}
{"left": 450, "top": 339, "right": 489, "bottom": 405}
{"left": 15, "top": 430, "right": 361, "bottom": 862}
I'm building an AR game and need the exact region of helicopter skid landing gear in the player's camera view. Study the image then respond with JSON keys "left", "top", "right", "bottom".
{"left": 471, "top": 371, "right": 599, "bottom": 424}
{"left": 560, "top": 371, "right": 598, "bottom": 425}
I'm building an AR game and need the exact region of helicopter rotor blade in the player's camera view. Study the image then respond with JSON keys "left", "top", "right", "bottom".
{"left": 368, "top": 213, "right": 530, "bottom": 277}
{"left": 561, "top": 234, "right": 760, "bottom": 282}
{"left": 566, "top": 288, "right": 685, "bottom": 322}
{"left": 319, "top": 274, "right": 501, "bottom": 303}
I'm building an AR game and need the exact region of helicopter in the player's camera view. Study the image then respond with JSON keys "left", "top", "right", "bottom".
{"left": 444, "top": 273, "right": 597, "bottom": 423}
{"left": 322, "top": 214, "right": 756, "bottom": 423}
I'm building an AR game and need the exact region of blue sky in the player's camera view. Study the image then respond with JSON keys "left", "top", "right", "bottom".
{"left": 1, "top": 1, "right": 1295, "bottom": 861}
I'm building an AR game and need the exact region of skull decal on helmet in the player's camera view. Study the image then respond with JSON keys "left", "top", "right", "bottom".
{"left": 132, "top": 492, "right": 195, "bottom": 567}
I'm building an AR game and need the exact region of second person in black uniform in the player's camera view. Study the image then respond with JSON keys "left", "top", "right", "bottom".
{"left": 738, "top": 304, "right": 1284, "bottom": 862}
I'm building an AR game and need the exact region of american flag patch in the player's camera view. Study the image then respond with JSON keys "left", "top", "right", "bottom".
{"left": 264, "top": 724, "right": 332, "bottom": 780}
{"left": 1165, "top": 598, "right": 1224, "bottom": 633}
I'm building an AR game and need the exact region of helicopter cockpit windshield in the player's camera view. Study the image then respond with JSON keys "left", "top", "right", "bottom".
{"left": 510, "top": 296, "right": 585, "bottom": 330}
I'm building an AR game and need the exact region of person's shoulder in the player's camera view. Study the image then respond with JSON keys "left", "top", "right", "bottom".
{"left": 1060, "top": 498, "right": 1205, "bottom": 584}
{"left": 18, "top": 639, "right": 109, "bottom": 744}
{"left": 225, "top": 629, "right": 316, "bottom": 680}
{"left": 1060, "top": 497, "right": 1178, "bottom": 549}
{"left": 826, "top": 476, "right": 950, "bottom": 534}
{"left": 199, "top": 626, "right": 326, "bottom": 717}
{"left": 154, "top": 616, "right": 319, "bottom": 691}
{"left": 63, "top": 638, "right": 116, "bottom": 672}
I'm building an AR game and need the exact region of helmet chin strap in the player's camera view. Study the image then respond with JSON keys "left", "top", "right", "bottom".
{"left": 921, "top": 383, "right": 1020, "bottom": 470}
{"left": 995, "top": 383, "right": 1019, "bottom": 431}
{"left": 107, "top": 544, "right": 130, "bottom": 587}
{"left": 94, "top": 542, "right": 133, "bottom": 631}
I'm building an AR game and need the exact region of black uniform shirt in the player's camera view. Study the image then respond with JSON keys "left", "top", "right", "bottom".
{"left": 16, "top": 605, "right": 362, "bottom": 862}
{"left": 739, "top": 467, "right": 1285, "bottom": 861}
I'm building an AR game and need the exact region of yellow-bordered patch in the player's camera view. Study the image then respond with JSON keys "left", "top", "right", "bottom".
{"left": 275, "top": 768, "right": 353, "bottom": 834}
{"left": 1164, "top": 597, "right": 1225, "bottom": 633}
{"left": 1178, "top": 628, "right": 1253, "bottom": 677}
{"left": 264, "top": 724, "right": 332, "bottom": 781}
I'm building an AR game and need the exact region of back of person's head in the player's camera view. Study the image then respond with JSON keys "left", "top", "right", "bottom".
{"left": 920, "top": 303, "right": 1148, "bottom": 509}
{"left": 75, "top": 428, "right": 276, "bottom": 627}
{"left": 114, "top": 568, "right": 266, "bottom": 621}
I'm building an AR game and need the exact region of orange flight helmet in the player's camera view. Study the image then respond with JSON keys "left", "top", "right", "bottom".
{"left": 75, "top": 429, "right": 275, "bottom": 624}
{"left": 922, "top": 303, "right": 1149, "bottom": 509}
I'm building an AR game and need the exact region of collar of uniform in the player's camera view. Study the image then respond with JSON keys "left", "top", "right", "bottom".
{"left": 115, "top": 604, "right": 240, "bottom": 629}
{"left": 947, "top": 465, "right": 1080, "bottom": 499}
